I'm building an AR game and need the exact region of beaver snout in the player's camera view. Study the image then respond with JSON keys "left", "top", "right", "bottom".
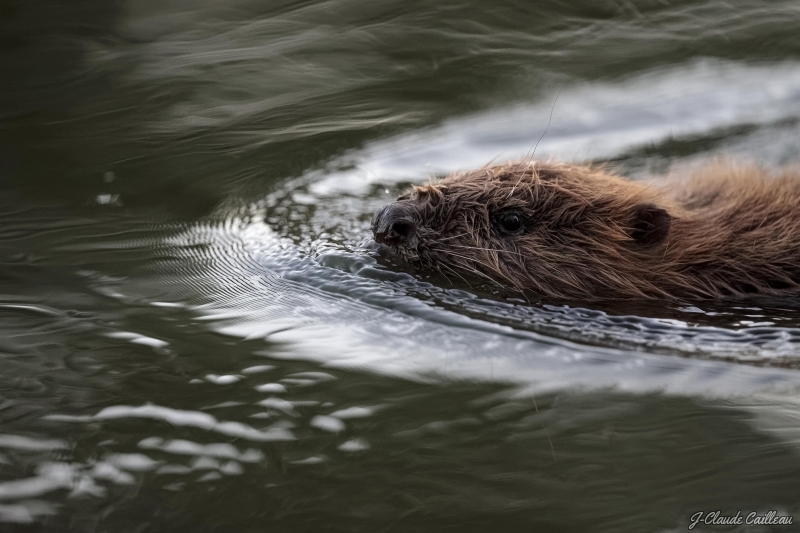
{"left": 372, "top": 202, "right": 417, "bottom": 246}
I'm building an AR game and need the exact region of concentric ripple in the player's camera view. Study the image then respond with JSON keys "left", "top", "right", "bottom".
{"left": 129, "top": 213, "right": 800, "bottom": 398}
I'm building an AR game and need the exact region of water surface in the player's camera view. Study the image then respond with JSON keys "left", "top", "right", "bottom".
{"left": 2, "top": 0, "right": 800, "bottom": 531}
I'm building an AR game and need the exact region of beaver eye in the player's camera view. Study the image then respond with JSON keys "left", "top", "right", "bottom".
{"left": 495, "top": 212, "right": 525, "bottom": 236}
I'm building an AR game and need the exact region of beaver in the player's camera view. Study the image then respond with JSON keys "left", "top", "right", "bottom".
{"left": 371, "top": 160, "right": 800, "bottom": 300}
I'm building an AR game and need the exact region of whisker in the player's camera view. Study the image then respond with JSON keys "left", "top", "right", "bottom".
{"left": 531, "top": 394, "right": 556, "bottom": 463}
{"left": 448, "top": 244, "right": 528, "bottom": 258}
{"left": 439, "top": 263, "right": 473, "bottom": 288}
{"left": 436, "top": 266, "right": 454, "bottom": 286}
{"left": 510, "top": 88, "right": 561, "bottom": 198}
{"left": 433, "top": 250, "right": 510, "bottom": 289}
{"left": 435, "top": 233, "right": 470, "bottom": 242}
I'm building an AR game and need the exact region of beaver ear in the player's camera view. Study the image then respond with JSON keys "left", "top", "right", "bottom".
{"left": 630, "top": 204, "right": 671, "bottom": 247}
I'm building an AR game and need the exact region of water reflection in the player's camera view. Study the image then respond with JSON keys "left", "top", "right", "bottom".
{"left": 3, "top": 0, "right": 800, "bottom": 529}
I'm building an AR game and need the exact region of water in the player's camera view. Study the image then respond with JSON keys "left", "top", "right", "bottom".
{"left": 2, "top": 0, "right": 800, "bottom": 530}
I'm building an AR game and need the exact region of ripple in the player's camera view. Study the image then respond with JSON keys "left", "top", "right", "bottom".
{"left": 44, "top": 404, "right": 296, "bottom": 442}
{"left": 138, "top": 438, "right": 265, "bottom": 463}
{"left": 0, "top": 435, "right": 69, "bottom": 453}
{"left": 275, "top": 59, "right": 800, "bottom": 202}
{"left": 139, "top": 216, "right": 800, "bottom": 397}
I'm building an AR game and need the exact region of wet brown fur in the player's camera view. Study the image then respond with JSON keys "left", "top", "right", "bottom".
{"left": 385, "top": 160, "right": 800, "bottom": 300}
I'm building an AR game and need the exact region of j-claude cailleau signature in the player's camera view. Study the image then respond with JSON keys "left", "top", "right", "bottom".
{"left": 689, "top": 510, "right": 793, "bottom": 530}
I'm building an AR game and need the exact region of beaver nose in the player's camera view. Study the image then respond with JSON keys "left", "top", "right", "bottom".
{"left": 372, "top": 203, "right": 417, "bottom": 245}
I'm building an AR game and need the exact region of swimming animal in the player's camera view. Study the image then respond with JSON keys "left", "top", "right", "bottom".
{"left": 372, "top": 160, "right": 800, "bottom": 299}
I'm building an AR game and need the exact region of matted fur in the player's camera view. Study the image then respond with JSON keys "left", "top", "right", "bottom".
{"left": 374, "top": 160, "right": 800, "bottom": 300}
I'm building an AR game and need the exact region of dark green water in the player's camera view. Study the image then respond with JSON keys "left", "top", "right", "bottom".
{"left": 3, "top": 1, "right": 800, "bottom": 531}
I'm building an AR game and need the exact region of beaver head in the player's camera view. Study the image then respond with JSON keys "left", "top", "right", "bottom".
{"left": 372, "top": 161, "right": 675, "bottom": 299}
